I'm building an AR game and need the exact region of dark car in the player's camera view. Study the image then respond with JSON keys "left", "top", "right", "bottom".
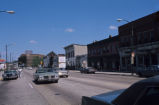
{"left": 82, "top": 75, "right": 159, "bottom": 105}
{"left": 80, "top": 67, "right": 96, "bottom": 74}
{"left": 136, "top": 65, "right": 159, "bottom": 77}
{"left": 2, "top": 70, "right": 18, "bottom": 80}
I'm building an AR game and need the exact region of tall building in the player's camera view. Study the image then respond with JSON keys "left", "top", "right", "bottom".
{"left": 64, "top": 44, "right": 87, "bottom": 70}
{"left": 18, "top": 53, "right": 44, "bottom": 67}
{"left": 119, "top": 11, "right": 159, "bottom": 71}
{"left": 25, "top": 50, "right": 33, "bottom": 54}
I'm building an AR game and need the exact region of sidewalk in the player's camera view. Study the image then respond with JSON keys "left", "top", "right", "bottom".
{"left": 69, "top": 70, "right": 137, "bottom": 76}
{"left": 0, "top": 71, "right": 3, "bottom": 80}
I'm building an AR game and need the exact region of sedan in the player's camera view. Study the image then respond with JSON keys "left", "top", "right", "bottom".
{"left": 55, "top": 68, "right": 69, "bottom": 78}
{"left": 136, "top": 65, "right": 159, "bottom": 77}
{"left": 33, "top": 68, "right": 59, "bottom": 83}
{"left": 2, "top": 70, "right": 18, "bottom": 80}
{"left": 82, "top": 75, "right": 159, "bottom": 105}
{"left": 80, "top": 67, "right": 96, "bottom": 74}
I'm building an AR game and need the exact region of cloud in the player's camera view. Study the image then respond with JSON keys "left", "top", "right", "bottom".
{"left": 65, "top": 28, "right": 75, "bottom": 32}
{"left": 29, "top": 40, "right": 37, "bottom": 44}
{"left": 109, "top": 25, "right": 117, "bottom": 30}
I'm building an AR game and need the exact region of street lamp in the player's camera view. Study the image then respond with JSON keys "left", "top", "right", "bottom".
{"left": 117, "top": 18, "right": 130, "bottom": 23}
{"left": 117, "top": 18, "right": 135, "bottom": 75}
{"left": 0, "top": 10, "right": 15, "bottom": 14}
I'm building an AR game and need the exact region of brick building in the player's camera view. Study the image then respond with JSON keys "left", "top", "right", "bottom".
{"left": 18, "top": 54, "right": 44, "bottom": 67}
{"left": 119, "top": 11, "right": 159, "bottom": 71}
{"left": 88, "top": 35, "right": 120, "bottom": 71}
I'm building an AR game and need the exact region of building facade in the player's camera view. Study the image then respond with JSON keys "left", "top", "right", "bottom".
{"left": 88, "top": 35, "right": 120, "bottom": 71}
{"left": 119, "top": 11, "right": 159, "bottom": 71}
{"left": 43, "top": 51, "right": 56, "bottom": 68}
{"left": 53, "top": 54, "right": 66, "bottom": 69}
{"left": 25, "top": 50, "right": 33, "bottom": 55}
{"left": 18, "top": 54, "right": 44, "bottom": 67}
{"left": 76, "top": 54, "right": 88, "bottom": 69}
{"left": 64, "top": 44, "right": 87, "bottom": 70}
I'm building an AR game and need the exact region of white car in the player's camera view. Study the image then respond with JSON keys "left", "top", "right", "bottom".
{"left": 33, "top": 68, "right": 59, "bottom": 83}
{"left": 55, "top": 68, "right": 69, "bottom": 78}
{"left": 27, "top": 67, "right": 32, "bottom": 70}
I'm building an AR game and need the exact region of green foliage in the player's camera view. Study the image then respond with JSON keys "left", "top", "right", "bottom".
{"left": 32, "top": 56, "right": 42, "bottom": 67}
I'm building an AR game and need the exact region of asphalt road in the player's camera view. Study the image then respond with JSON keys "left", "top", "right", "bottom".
{"left": 0, "top": 69, "right": 144, "bottom": 105}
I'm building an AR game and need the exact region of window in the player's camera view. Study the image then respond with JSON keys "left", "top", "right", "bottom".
{"left": 136, "top": 87, "right": 159, "bottom": 105}
{"left": 150, "top": 30, "right": 155, "bottom": 42}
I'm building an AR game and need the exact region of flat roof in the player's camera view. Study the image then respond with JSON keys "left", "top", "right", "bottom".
{"left": 64, "top": 44, "right": 87, "bottom": 49}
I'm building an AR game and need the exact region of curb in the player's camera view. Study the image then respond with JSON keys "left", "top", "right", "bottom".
{"left": 69, "top": 70, "right": 137, "bottom": 76}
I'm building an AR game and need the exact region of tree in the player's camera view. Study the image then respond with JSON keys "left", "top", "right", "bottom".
{"left": 18, "top": 56, "right": 26, "bottom": 67}
{"left": 32, "top": 56, "right": 42, "bottom": 67}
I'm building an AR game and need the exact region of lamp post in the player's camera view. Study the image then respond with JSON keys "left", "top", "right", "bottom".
{"left": 1, "top": 10, "right": 15, "bottom": 70}
{"left": 0, "top": 10, "right": 15, "bottom": 14}
{"left": 117, "top": 18, "right": 135, "bottom": 75}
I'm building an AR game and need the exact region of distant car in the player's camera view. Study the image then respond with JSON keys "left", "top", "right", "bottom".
{"left": 2, "top": 70, "right": 18, "bottom": 80}
{"left": 55, "top": 68, "right": 69, "bottom": 78}
{"left": 27, "top": 67, "right": 33, "bottom": 70}
{"left": 80, "top": 67, "right": 96, "bottom": 74}
{"left": 82, "top": 75, "right": 159, "bottom": 105}
{"left": 136, "top": 65, "right": 159, "bottom": 77}
{"left": 33, "top": 68, "right": 59, "bottom": 83}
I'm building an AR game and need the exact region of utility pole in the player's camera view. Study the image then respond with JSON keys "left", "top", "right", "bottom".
{"left": 10, "top": 52, "right": 12, "bottom": 63}
{"left": 6, "top": 44, "right": 8, "bottom": 70}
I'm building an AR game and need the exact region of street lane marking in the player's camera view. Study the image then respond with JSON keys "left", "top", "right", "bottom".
{"left": 28, "top": 83, "right": 34, "bottom": 89}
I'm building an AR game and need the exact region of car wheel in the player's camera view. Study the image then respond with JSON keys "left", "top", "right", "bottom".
{"left": 34, "top": 79, "right": 38, "bottom": 83}
{"left": 65, "top": 75, "right": 68, "bottom": 78}
{"left": 138, "top": 73, "right": 143, "bottom": 77}
{"left": 54, "top": 80, "right": 58, "bottom": 83}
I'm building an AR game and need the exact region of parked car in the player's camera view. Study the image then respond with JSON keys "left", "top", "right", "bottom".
{"left": 55, "top": 68, "right": 69, "bottom": 78}
{"left": 33, "top": 68, "right": 59, "bottom": 83}
{"left": 80, "top": 67, "right": 96, "bottom": 74}
{"left": 82, "top": 75, "right": 159, "bottom": 105}
{"left": 136, "top": 65, "right": 159, "bottom": 77}
{"left": 2, "top": 70, "right": 18, "bottom": 80}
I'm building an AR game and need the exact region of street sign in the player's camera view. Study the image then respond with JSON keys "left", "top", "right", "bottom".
{"left": 131, "top": 52, "right": 135, "bottom": 57}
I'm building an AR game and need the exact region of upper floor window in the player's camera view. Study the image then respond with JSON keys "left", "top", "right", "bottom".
{"left": 150, "top": 30, "right": 155, "bottom": 42}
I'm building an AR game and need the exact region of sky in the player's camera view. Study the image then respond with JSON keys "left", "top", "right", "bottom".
{"left": 0, "top": 0, "right": 159, "bottom": 60}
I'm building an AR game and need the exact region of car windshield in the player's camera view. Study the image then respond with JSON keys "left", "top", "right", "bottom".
{"left": 4, "top": 70, "right": 16, "bottom": 73}
{"left": 47, "top": 69, "right": 56, "bottom": 72}
{"left": 87, "top": 67, "right": 94, "bottom": 69}
{"left": 36, "top": 69, "right": 47, "bottom": 73}
{"left": 55, "top": 68, "right": 65, "bottom": 71}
